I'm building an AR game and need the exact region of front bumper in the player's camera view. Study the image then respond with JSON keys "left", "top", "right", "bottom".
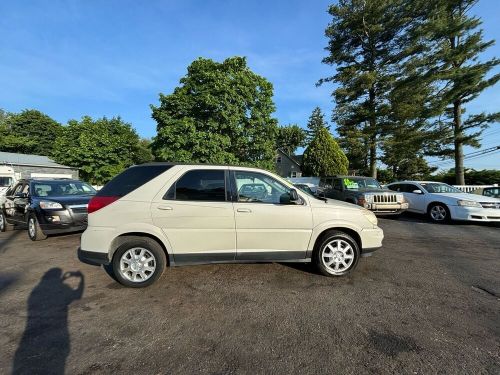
{"left": 360, "top": 226, "right": 384, "bottom": 256}
{"left": 78, "top": 248, "right": 110, "bottom": 266}
{"left": 364, "top": 202, "right": 409, "bottom": 215}
{"left": 38, "top": 207, "right": 88, "bottom": 234}
{"left": 449, "top": 205, "right": 500, "bottom": 222}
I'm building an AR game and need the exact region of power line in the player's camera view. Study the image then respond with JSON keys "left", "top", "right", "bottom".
{"left": 427, "top": 145, "right": 500, "bottom": 167}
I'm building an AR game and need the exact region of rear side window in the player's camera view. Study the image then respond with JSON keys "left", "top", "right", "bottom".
{"left": 97, "top": 165, "right": 172, "bottom": 197}
{"left": 165, "top": 170, "right": 226, "bottom": 201}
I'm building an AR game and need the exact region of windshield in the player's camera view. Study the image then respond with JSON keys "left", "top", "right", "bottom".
{"left": 343, "top": 177, "right": 381, "bottom": 190}
{"left": 0, "top": 177, "right": 13, "bottom": 187}
{"left": 32, "top": 181, "right": 96, "bottom": 197}
{"left": 420, "top": 183, "right": 463, "bottom": 194}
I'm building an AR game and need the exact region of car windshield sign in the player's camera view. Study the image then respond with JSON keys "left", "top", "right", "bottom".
{"left": 344, "top": 178, "right": 381, "bottom": 190}
{"left": 33, "top": 181, "right": 96, "bottom": 197}
{"left": 420, "top": 183, "right": 463, "bottom": 194}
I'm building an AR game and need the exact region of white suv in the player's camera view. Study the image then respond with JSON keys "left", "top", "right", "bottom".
{"left": 78, "top": 164, "right": 384, "bottom": 287}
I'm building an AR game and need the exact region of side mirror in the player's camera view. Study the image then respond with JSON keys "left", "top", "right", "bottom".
{"left": 280, "top": 189, "right": 301, "bottom": 204}
{"left": 412, "top": 189, "right": 423, "bottom": 194}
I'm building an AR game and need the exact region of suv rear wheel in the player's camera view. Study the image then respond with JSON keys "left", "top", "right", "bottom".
{"left": 112, "top": 237, "right": 166, "bottom": 288}
{"left": 0, "top": 212, "right": 14, "bottom": 232}
{"left": 313, "top": 230, "right": 360, "bottom": 277}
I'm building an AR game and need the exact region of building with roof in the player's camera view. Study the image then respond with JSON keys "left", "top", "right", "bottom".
{"left": 0, "top": 151, "right": 79, "bottom": 179}
{"left": 275, "top": 149, "right": 303, "bottom": 178}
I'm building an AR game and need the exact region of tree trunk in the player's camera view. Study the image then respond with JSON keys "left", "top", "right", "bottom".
{"left": 453, "top": 100, "right": 465, "bottom": 185}
{"left": 369, "top": 135, "right": 377, "bottom": 179}
{"left": 368, "top": 89, "right": 377, "bottom": 179}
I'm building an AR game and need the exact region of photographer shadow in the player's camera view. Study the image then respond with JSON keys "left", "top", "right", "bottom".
{"left": 12, "top": 268, "right": 84, "bottom": 375}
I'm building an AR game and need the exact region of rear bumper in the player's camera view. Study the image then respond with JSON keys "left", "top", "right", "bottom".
{"left": 78, "top": 248, "right": 110, "bottom": 266}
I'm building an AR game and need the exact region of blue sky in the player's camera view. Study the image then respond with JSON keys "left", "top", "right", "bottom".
{"left": 0, "top": 0, "right": 498, "bottom": 170}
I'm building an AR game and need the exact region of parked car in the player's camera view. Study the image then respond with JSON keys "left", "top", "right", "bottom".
{"left": 387, "top": 181, "right": 500, "bottom": 223}
{"left": 319, "top": 176, "right": 409, "bottom": 215}
{"left": 472, "top": 186, "right": 500, "bottom": 199}
{"left": 78, "top": 163, "right": 384, "bottom": 287}
{"left": 293, "top": 183, "right": 315, "bottom": 196}
{"left": 0, "top": 178, "right": 96, "bottom": 240}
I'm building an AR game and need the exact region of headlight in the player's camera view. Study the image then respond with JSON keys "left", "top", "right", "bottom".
{"left": 363, "top": 194, "right": 374, "bottom": 203}
{"left": 39, "top": 201, "right": 63, "bottom": 209}
{"left": 457, "top": 200, "right": 482, "bottom": 208}
{"left": 396, "top": 194, "right": 405, "bottom": 203}
{"left": 362, "top": 209, "right": 378, "bottom": 226}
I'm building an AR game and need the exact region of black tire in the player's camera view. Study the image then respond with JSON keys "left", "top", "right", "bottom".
{"left": 112, "top": 237, "right": 166, "bottom": 288}
{"left": 0, "top": 212, "right": 14, "bottom": 232}
{"left": 313, "top": 230, "right": 360, "bottom": 277}
{"left": 27, "top": 214, "right": 47, "bottom": 241}
{"left": 427, "top": 203, "right": 450, "bottom": 223}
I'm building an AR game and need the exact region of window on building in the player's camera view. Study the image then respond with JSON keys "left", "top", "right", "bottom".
{"left": 276, "top": 156, "right": 282, "bottom": 163}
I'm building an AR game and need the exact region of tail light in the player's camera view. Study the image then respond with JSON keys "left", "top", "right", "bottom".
{"left": 88, "top": 196, "right": 119, "bottom": 214}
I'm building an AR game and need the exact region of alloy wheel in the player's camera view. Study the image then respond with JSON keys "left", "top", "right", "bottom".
{"left": 321, "top": 239, "right": 355, "bottom": 274}
{"left": 119, "top": 247, "right": 157, "bottom": 283}
{"left": 28, "top": 218, "right": 36, "bottom": 238}
{"left": 430, "top": 205, "right": 447, "bottom": 221}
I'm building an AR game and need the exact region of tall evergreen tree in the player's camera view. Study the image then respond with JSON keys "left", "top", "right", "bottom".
{"left": 320, "top": 0, "right": 410, "bottom": 179}
{"left": 305, "top": 107, "right": 330, "bottom": 142}
{"left": 302, "top": 127, "right": 349, "bottom": 177}
{"left": 412, "top": 0, "right": 499, "bottom": 184}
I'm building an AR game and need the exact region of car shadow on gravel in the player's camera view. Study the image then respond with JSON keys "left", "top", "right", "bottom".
{"left": 12, "top": 268, "right": 84, "bottom": 375}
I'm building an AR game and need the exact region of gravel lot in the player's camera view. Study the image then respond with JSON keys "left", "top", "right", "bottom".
{"left": 1, "top": 215, "right": 499, "bottom": 374}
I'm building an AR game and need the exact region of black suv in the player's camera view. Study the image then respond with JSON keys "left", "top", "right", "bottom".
{"left": 0, "top": 178, "right": 96, "bottom": 240}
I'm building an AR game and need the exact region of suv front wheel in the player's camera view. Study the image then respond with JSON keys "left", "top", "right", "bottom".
{"left": 112, "top": 237, "right": 167, "bottom": 288}
{"left": 27, "top": 214, "right": 47, "bottom": 241}
{"left": 313, "top": 230, "right": 360, "bottom": 276}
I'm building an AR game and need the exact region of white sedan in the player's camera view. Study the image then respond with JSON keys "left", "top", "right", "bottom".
{"left": 386, "top": 181, "right": 500, "bottom": 223}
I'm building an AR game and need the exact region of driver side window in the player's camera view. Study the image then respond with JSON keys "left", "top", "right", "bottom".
{"left": 234, "top": 171, "right": 290, "bottom": 204}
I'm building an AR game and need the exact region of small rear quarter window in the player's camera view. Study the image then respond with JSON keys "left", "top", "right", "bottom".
{"left": 97, "top": 165, "right": 172, "bottom": 197}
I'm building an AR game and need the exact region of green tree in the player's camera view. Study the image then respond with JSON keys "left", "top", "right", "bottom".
{"left": 302, "top": 127, "right": 349, "bottom": 176}
{"left": 430, "top": 168, "right": 500, "bottom": 185}
{"left": 0, "top": 109, "right": 38, "bottom": 153}
{"left": 4, "top": 109, "right": 62, "bottom": 156}
{"left": 151, "top": 57, "right": 278, "bottom": 170}
{"left": 277, "top": 124, "right": 306, "bottom": 155}
{"left": 53, "top": 116, "right": 150, "bottom": 185}
{"left": 306, "top": 107, "right": 330, "bottom": 142}
{"left": 412, "top": 0, "right": 499, "bottom": 184}
{"left": 320, "top": 0, "right": 410, "bottom": 178}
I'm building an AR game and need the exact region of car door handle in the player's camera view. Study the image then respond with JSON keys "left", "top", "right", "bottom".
{"left": 157, "top": 205, "right": 173, "bottom": 211}
{"left": 237, "top": 208, "right": 252, "bottom": 213}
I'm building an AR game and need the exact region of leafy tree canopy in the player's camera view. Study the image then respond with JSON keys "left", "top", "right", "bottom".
{"left": 53, "top": 116, "right": 152, "bottom": 185}
{"left": 3, "top": 109, "right": 62, "bottom": 156}
{"left": 302, "top": 127, "right": 349, "bottom": 177}
{"left": 430, "top": 168, "right": 500, "bottom": 185}
{"left": 277, "top": 124, "right": 306, "bottom": 155}
{"left": 151, "top": 57, "right": 278, "bottom": 170}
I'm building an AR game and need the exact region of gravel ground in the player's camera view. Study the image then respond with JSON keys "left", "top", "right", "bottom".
{"left": 0, "top": 215, "right": 499, "bottom": 374}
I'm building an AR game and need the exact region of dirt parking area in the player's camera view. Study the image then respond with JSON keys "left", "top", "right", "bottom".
{"left": 0, "top": 216, "right": 499, "bottom": 374}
